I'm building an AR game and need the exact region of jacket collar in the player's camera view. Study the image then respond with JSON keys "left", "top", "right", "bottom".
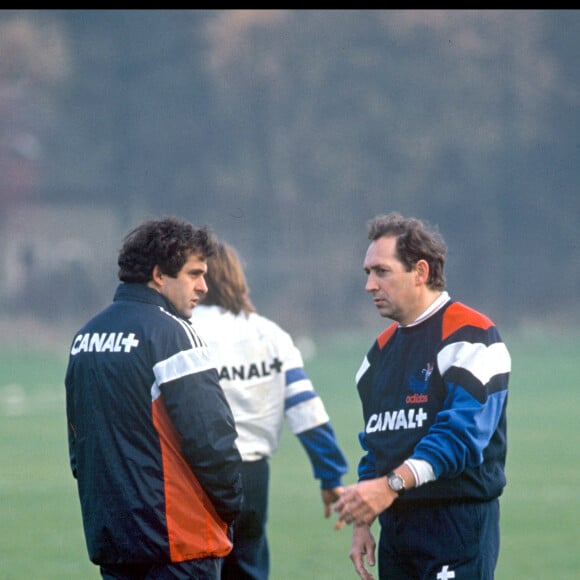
{"left": 113, "top": 283, "right": 185, "bottom": 320}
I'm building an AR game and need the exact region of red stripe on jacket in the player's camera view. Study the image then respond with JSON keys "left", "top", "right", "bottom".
{"left": 152, "top": 397, "right": 232, "bottom": 561}
{"left": 442, "top": 302, "right": 493, "bottom": 341}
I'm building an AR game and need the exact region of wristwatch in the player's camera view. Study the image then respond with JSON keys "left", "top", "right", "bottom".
{"left": 386, "top": 471, "right": 406, "bottom": 495}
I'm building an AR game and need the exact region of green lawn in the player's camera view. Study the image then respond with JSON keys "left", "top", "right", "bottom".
{"left": 0, "top": 331, "right": 578, "bottom": 579}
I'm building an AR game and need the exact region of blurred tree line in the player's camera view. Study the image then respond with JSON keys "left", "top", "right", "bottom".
{"left": 1, "top": 9, "right": 578, "bottom": 335}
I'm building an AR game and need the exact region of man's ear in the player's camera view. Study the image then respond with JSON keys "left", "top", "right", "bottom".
{"left": 150, "top": 265, "right": 164, "bottom": 289}
{"left": 415, "top": 259, "right": 429, "bottom": 285}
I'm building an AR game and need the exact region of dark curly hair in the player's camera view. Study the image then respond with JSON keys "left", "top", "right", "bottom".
{"left": 118, "top": 216, "right": 217, "bottom": 283}
{"left": 367, "top": 212, "right": 447, "bottom": 291}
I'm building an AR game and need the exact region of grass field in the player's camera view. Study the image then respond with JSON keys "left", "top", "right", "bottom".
{"left": 0, "top": 330, "right": 578, "bottom": 579}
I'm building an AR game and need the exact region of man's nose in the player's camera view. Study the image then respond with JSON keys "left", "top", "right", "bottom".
{"left": 365, "top": 275, "right": 377, "bottom": 292}
{"left": 197, "top": 276, "right": 208, "bottom": 293}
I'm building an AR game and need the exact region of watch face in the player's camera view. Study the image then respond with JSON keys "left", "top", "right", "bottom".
{"left": 390, "top": 474, "right": 404, "bottom": 491}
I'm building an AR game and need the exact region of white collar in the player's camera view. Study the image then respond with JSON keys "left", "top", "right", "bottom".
{"left": 403, "top": 291, "right": 450, "bottom": 328}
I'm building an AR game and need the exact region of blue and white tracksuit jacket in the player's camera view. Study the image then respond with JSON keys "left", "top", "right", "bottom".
{"left": 190, "top": 305, "right": 348, "bottom": 489}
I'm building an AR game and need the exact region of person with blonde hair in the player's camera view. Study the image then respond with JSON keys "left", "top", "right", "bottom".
{"left": 191, "top": 240, "right": 348, "bottom": 580}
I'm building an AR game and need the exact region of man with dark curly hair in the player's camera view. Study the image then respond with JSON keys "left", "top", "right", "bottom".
{"left": 65, "top": 216, "right": 243, "bottom": 579}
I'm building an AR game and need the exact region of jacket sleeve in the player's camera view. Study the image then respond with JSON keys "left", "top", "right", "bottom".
{"left": 357, "top": 430, "right": 377, "bottom": 482}
{"left": 158, "top": 350, "right": 243, "bottom": 524}
{"left": 411, "top": 326, "right": 510, "bottom": 478}
{"left": 282, "top": 363, "right": 349, "bottom": 489}
{"left": 64, "top": 359, "right": 78, "bottom": 479}
{"left": 296, "top": 422, "right": 348, "bottom": 489}
{"left": 67, "top": 419, "right": 77, "bottom": 478}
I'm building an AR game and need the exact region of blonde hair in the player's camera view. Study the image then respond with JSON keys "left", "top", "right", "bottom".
{"left": 202, "top": 241, "right": 256, "bottom": 315}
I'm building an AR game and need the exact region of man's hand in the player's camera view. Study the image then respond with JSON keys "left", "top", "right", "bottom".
{"left": 333, "top": 477, "right": 397, "bottom": 527}
{"left": 321, "top": 486, "right": 344, "bottom": 519}
{"left": 350, "top": 523, "right": 377, "bottom": 580}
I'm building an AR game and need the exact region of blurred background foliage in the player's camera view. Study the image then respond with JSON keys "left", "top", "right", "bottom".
{"left": 1, "top": 9, "right": 578, "bottom": 341}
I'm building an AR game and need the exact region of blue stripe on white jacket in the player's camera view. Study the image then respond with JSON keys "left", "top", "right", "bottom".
{"left": 191, "top": 305, "right": 348, "bottom": 489}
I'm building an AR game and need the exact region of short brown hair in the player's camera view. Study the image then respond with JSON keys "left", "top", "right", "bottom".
{"left": 367, "top": 212, "right": 447, "bottom": 290}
